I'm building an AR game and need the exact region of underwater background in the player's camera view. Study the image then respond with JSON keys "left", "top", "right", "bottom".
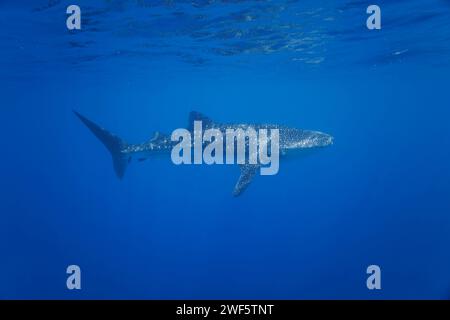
{"left": 1, "top": 0, "right": 450, "bottom": 299}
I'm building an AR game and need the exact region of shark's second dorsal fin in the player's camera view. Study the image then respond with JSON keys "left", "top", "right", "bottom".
{"left": 150, "top": 131, "right": 170, "bottom": 143}
{"left": 151, "top": 131, "right": 161, "bottom": 141}
{"left": 188, "top": 111, "right": 214, "bottom": 131}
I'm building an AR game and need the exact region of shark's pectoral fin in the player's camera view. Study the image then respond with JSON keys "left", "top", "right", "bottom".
{"left": 233, "top": 164, "right": 259, "bottom": 197}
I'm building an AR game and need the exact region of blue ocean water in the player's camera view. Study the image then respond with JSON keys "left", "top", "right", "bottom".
{"left": 1, "top": 0, "right": 450, "bottom": 299}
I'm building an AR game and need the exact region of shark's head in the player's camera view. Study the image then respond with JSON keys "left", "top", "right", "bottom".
{"left": 280, "top": 128, "right": 333, "bottom": 151}
{"left": 305, "top": 130, "right": 334, "bottom": 148}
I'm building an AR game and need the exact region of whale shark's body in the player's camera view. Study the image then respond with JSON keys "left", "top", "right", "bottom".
{"left": 74, "top": 111, "right": 333, "bottom": 196}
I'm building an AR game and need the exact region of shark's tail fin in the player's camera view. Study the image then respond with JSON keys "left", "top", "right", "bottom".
{"left": 73, "top": 111, "right": 129, "bottom": 179}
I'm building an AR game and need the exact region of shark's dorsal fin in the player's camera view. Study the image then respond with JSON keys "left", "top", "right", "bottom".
{"left": 188, "top": 111, "right": 214, "bottom": 131}
{"left": 233, "top": 164, "right": 259, "bottom": 197}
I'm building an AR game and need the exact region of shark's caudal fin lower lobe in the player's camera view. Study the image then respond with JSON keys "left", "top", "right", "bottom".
{"left": 73, "top": 111, "right": 129, "bottom": 179}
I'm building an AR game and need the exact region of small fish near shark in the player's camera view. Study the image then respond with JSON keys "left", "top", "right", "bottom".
{"left": 74, "top": 111, "right": 333, "bottom": 196}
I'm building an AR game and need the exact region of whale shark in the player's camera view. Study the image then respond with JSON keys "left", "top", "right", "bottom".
{"left": 74, "top": 111, "right": 333, "bottom": 196}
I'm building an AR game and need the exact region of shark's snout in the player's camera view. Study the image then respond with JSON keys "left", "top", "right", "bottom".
{"left": 326, "top": 134, "right": 334, "bottom": 146}
{"left": 312, "top": 131, "right": 334, "bottom": 147}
